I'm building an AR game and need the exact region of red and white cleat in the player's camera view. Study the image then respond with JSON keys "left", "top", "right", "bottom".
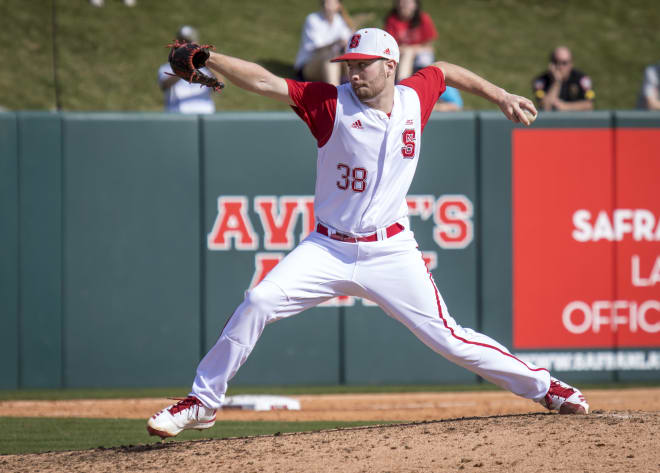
{"left": 539, "top": 377, "right": 589, "bottom": 414}
{"left": 147, "top": 396, "right": 217, "bottom": 439}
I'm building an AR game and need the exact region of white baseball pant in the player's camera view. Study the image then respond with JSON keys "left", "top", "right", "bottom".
{"left": 192, "top": 226, "right": 550, "bottom": 409}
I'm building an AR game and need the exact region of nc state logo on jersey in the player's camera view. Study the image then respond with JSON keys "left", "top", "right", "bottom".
{"left": 349, "top": 34, "right": 361, "bottom": 49}
{"left": 401, "top": 128, "right": 416, "bottom": 158}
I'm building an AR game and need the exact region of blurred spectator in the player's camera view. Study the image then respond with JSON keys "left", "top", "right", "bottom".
{"left": 532, "top": 46, "right": 594, "bottom": 111}
{"left": 90, "top": 0, "right": 136, "bottom": 6}
{"left": 384, "top": 0, "right": 438, "bottom": 82}
{"left": 294, "top": 0, "right": 354, "bottom": 85}
{"left": 637, "top": 61, "right": 660, "bottom": 110}
{"left": 433, "top": 86, "right": 463, "bottom": 112}
{"left": 157, "top": 26, "right": 216, "bottom": 114}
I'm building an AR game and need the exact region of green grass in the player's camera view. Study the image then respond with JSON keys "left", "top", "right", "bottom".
{"left": 0, "top": 417, "right": 396, "bottom": 455}
{"left": 1, "top": 380, "right": 657, "bottom": 401}
{"left": 0, "top": 383, "right": 502, "bottom": 401}
{"left": 1, "top": 0, "right": 658, "bottom": 111}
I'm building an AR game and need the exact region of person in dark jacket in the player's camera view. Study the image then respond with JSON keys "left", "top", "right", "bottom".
{"left": 532, "top": 46, "right": 595, "bottom": 111}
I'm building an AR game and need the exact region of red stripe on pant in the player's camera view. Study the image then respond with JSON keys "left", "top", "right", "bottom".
{"left": 427, "top": 272, "right": 548, "bottom": 374}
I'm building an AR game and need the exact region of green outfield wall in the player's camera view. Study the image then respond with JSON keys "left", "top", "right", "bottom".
{"left": 1, "top": 111, "right": 658, "bottom": 389}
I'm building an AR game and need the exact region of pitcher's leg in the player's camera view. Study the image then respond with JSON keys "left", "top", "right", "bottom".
{"left": 192, "top": 280, "right": 308, "bottom": 408}
{"left": 148, "top": 236, "right": 355, "bottom": 438}
{"left": 358, "top": 235, "right": 549, "bottom": 401}
{"left": 193, "top": 235, "right": 356, "bottom": 408}
{"left": 148, "top": 282, "right": 289, "bottom": 438}
{"left": 410, "top": 280, "right": 550, "bottom": 400}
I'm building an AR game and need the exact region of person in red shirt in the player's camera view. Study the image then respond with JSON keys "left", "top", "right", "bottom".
{"left": 385, "top": 0, "right": 438, "bottom": 81}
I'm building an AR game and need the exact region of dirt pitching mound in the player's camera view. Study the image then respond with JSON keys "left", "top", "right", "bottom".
{"left": 2, "top": 410, "right": 658, "bottom": 472}
{"left": 1, "top": 388, "right": 659, "bottom": 472}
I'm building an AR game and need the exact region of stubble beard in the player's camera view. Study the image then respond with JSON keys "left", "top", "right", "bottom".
{"left": 352, "top": 71, "right": 387, "bottom": 103}
{"left": 353, "top": 85, "right": 373, "bottom": 101}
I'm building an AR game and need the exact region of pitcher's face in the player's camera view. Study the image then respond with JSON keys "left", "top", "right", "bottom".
{"left": 347, "top": 59, "right": 390, "bottom": 102}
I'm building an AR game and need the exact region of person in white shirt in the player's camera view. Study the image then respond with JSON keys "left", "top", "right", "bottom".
{"left": 637, "top": 62, "right": 660, "bottom": 110}
{"left": 158, "top": 26, "right": 216, "bottom": 114}
{"left": 293, "top": 0, "right": 354, "bottom": 85}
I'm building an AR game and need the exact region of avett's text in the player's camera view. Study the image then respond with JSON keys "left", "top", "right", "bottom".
{"left": 562, "top": 208, "right": 660, "bottom": 335}
{"left": 207, "top": 194, "right": 473, "bottom": 306}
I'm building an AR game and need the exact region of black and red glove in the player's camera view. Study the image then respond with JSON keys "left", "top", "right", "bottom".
{"left": 166, "top": 40, "right": 224, "bottom": 92}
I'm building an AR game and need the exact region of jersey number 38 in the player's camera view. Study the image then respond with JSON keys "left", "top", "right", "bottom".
{"left": 337, "top": 163, "right": 367, "bottom": 192}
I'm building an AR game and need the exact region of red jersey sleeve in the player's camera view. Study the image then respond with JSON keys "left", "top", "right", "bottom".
{"left": 285, "top": 79, "right": 337, "bottom": 147}
{"left": 399, "top": 66, "right": 446, "bottom": 131}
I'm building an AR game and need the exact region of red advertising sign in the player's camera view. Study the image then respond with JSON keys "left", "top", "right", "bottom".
{"left": 206, "top": 194, "right": 474, "bottom": 308}
{"left": 615, "top": 129, "right": 660, "bottom": 347}
{"left": 513, "top": 129, "right": 660, "bottom": 349}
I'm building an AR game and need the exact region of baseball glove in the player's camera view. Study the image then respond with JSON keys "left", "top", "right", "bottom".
{"left": 166, "top": 40, "right": 225, "bottom": 92}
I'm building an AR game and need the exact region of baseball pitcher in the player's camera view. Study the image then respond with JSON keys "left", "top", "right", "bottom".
{"left": 148, "top": 28, "right": 586, "bottom": 439}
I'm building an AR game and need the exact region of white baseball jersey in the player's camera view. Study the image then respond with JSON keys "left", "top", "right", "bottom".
{"left": 191, "top": 67, "right": 552, "bottom": 410}
{"left": 287, "top": 67, "right": 444, "bottom": 235}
